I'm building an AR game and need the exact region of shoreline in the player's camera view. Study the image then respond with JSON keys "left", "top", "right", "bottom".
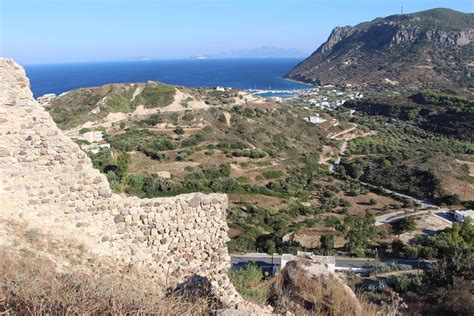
{"left": 282, "top": 77, "right": 314, "bottom": 87}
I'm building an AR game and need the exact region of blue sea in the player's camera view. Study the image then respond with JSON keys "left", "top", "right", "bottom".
{"left": 24, "top": 58, "right": 311, "bottom": 98}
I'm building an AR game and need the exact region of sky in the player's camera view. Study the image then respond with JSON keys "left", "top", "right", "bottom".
{"left": 1, "top": 0, "right": 472, "bottom": 64}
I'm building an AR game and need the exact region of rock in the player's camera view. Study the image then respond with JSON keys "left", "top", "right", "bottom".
{"left": 189, "top": 195, "right": 201, "bottom": 207}
{"left": 215, "top": 309, "right": 251, "bottom": 316}
{"left": 0, "top": 147, "right": 9, "bottom": 157}
{"left": 114, "top": 214, "right": 125, "bottom": 223}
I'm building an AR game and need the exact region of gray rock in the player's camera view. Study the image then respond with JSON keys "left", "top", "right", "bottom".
{"left": 215, "top": 309, "right": 251, "bottom": 316}
{"left": 189, "top": 195, "right": 201, "bottom": 207}
{"left": 114, "top": 214, "right": 125, "bottom": 223}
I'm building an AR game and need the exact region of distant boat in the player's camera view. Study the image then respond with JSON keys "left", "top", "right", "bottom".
{"left": 192, "top": 55, "right": 207, "bottom": 60}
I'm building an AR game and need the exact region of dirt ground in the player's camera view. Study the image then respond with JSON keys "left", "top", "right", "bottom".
{"left": 336, "top": 192, "right": 403, "bottom": 214}
{"left": 438, "top": 171, "right": 474, "bottom": 201}
{"left": 285, "top": 227, "right": 346, "bottom": 248}
{"left": 399, "top": 214, "right": 451, "bottom": 244}
{"left": 230, "top": 160, "right": 282, "bottom": 183}
{"left": 128, "top": 152, "right": 200, "bottom": 178}
{"left": 319, "top": 145, "right": 337, "bottom": 166}
{"left": 228, "top": 193, "right": 285, "bottom": 209}
{"left": 455, "top": 159, "right": 474, "bottom": 177}
{"left": 188, "top": 150, "right": 232, "bottom": 166}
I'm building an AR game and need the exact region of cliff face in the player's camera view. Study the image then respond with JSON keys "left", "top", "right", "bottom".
{"left": 0, "top": 58, "right": 240, "bottom": 306}
{"left": 286, "top": 8, "right": 474, "bottom": 91}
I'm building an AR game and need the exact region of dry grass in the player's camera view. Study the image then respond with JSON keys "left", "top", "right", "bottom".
{"left": 0, "top": 249, "right": 219, "bottom": 315}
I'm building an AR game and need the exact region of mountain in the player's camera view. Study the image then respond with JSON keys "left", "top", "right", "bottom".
{"left": 286, "top": 8, "right": 474, "bottom": 92}
{"left": 197, "top": 46, "right": 305, "bottom": 59}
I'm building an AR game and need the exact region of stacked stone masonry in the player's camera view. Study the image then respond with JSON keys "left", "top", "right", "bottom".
{"left": 0, "top": 58, "right": 241, "bottom": 306}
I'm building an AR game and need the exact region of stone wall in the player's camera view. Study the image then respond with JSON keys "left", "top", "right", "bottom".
{"left": 0, "top": 58, "right": 240, "bottom": 306}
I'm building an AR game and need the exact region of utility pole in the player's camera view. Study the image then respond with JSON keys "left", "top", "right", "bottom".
{"left": 464, "top": 180, "right": 468, "bottom": 199}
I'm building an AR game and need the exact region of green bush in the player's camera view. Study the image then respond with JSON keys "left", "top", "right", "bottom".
{"left": 174, "top": 126, "right": 185, "bottom": 135}
{"left": 143, "top": 114, "right": 162, "bottom": 126}
{"left": 217, "top": 113, "right": 227, "bottom": 123}
{"left": 181, "top": 113, "right": 194, "bottom": 121}
{"left": 262, "top": 170, "right": 284, "bottom": 180}
{"left": 138, "top": 83, "right": 176, "bottom": 108}
{"left": 228, "top": 264, "right": 266, "bottom": 303}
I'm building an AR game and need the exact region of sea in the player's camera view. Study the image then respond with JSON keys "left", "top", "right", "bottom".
{"left": 24, "top": 58, "right": 312, "bottom": 98}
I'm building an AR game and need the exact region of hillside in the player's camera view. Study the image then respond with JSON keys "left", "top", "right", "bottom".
{"left": 344, "top": 89, "right": 474, "bottom": 141}
{"left": 45, "top": 79, "right": 474, "bottom": 255}
{"left": 1, "top": 58, "right": 392, "bottom": 314}
{"left": 286, "top": 8, "right": 474, "bottom": 92}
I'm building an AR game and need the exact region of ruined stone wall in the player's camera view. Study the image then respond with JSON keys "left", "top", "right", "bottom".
{"left": 0, "top": 58, "right": 240, "bottom": 306}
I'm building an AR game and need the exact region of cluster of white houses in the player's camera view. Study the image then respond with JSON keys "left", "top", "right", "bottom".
{"left": 300, "top": 85, "right": 364, "bottom": 110}
{"left": 36, "top": 93, "right": 57, "bottom": 105}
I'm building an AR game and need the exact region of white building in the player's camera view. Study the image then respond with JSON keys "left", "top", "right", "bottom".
{"left": 453, "top": 210, "right": 474, "bottom": 223}
{"left": 36, "top": 93, "right": 57, "bottom": 105}
{"left": 82, "top": 131, "right": 104, "bottom": 143}
{"left": 81, "top": 143, "right": 110, "bottom": 154}
{"left": 305, "top": 115, "right": 327, "bottom": 124}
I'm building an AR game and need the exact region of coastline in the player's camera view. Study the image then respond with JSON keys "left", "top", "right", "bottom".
{"left": 282, "top": 76, "right": 315, "bottom": 87}
{"left": 26, "top": 58, "right": 311, "bottom": 97}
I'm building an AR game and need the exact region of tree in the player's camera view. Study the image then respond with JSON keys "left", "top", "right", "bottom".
{"left": 116, "top": 151, "right": 131, "bottom": 191}
{"left": 424, "top": 249, "right": 473, "bottom": 287}
{"left": 443, "top": 194, "right": 461, "bottom": 206}
{"left": 320, "top": 235, "right": 335, "bottom": 255}
{"left": 174, "top": 126, "right": 185, "bottom": 135}
{"left": 392, "top": 216, "right": 417, "bottom": 237}
{"left": 381, "top": 159, "right": 392, "bottom": 168}
{"left": 338, "top": 211, "right": 376, "bottom": 256}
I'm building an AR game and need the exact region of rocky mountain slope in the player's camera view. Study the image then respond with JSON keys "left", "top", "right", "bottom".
{"left": 286, "top": 8, "right": 474, "bottom": 92}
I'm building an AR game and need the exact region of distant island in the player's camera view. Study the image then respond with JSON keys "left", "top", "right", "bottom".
{"left": 191, "top": 45, "right": 306, "bottom": 59}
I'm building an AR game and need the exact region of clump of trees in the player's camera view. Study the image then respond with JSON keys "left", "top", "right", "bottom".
{"left": 337, "top": 211, "right": 376, "bottom": 256}
{"left": 89, "top": 149, "right": 131, "bottom": 192}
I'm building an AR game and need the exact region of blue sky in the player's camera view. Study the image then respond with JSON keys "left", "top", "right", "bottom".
{"left": 1, "top": 0, "right": 472, "bottom": 64}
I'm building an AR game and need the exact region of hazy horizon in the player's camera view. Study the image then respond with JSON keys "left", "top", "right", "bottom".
{"left": 1, "top": 0, "right": 473, "bottom": 64}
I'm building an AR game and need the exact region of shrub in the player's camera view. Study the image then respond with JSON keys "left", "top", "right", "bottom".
{"left": 228, "top": 264, "right": 267, "bottom": 304}
{"left": 174, "top": 126, "right": 185, "bottom": 135}
{"left": 182, "top": 113, "right": 194, "bottom": 121}
{"left": 262, "top": 170, "right": 284, "bottom": 180}
{"left": 79, "top": 127, "right": 91, "bottom": 134}
{"left": 217, "top": 113, "right": 227, "bottom": 123}
{"left": 139, "top": 83, "right": 176, "bottom": 108}
{"left": 144, "top": 114, "right": 162, "bottom": 126}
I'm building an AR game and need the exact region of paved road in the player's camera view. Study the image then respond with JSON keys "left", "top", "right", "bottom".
{"left": 359, "top": 181, "right": 437, "bottom": 209}
{"left": 230, "top": 253, "right": 282, "bottom": 266}
{"left": 375, "top": 210, "right": 428, "bottom": 226}
{"left": 230, "top": 254, "right": 433, "bottom": 270}
{"left": 335, "top": 257, "right": 432, "bottom": 270}
{"left": 375, "top": 209, "right": 454, "bottom": 226}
